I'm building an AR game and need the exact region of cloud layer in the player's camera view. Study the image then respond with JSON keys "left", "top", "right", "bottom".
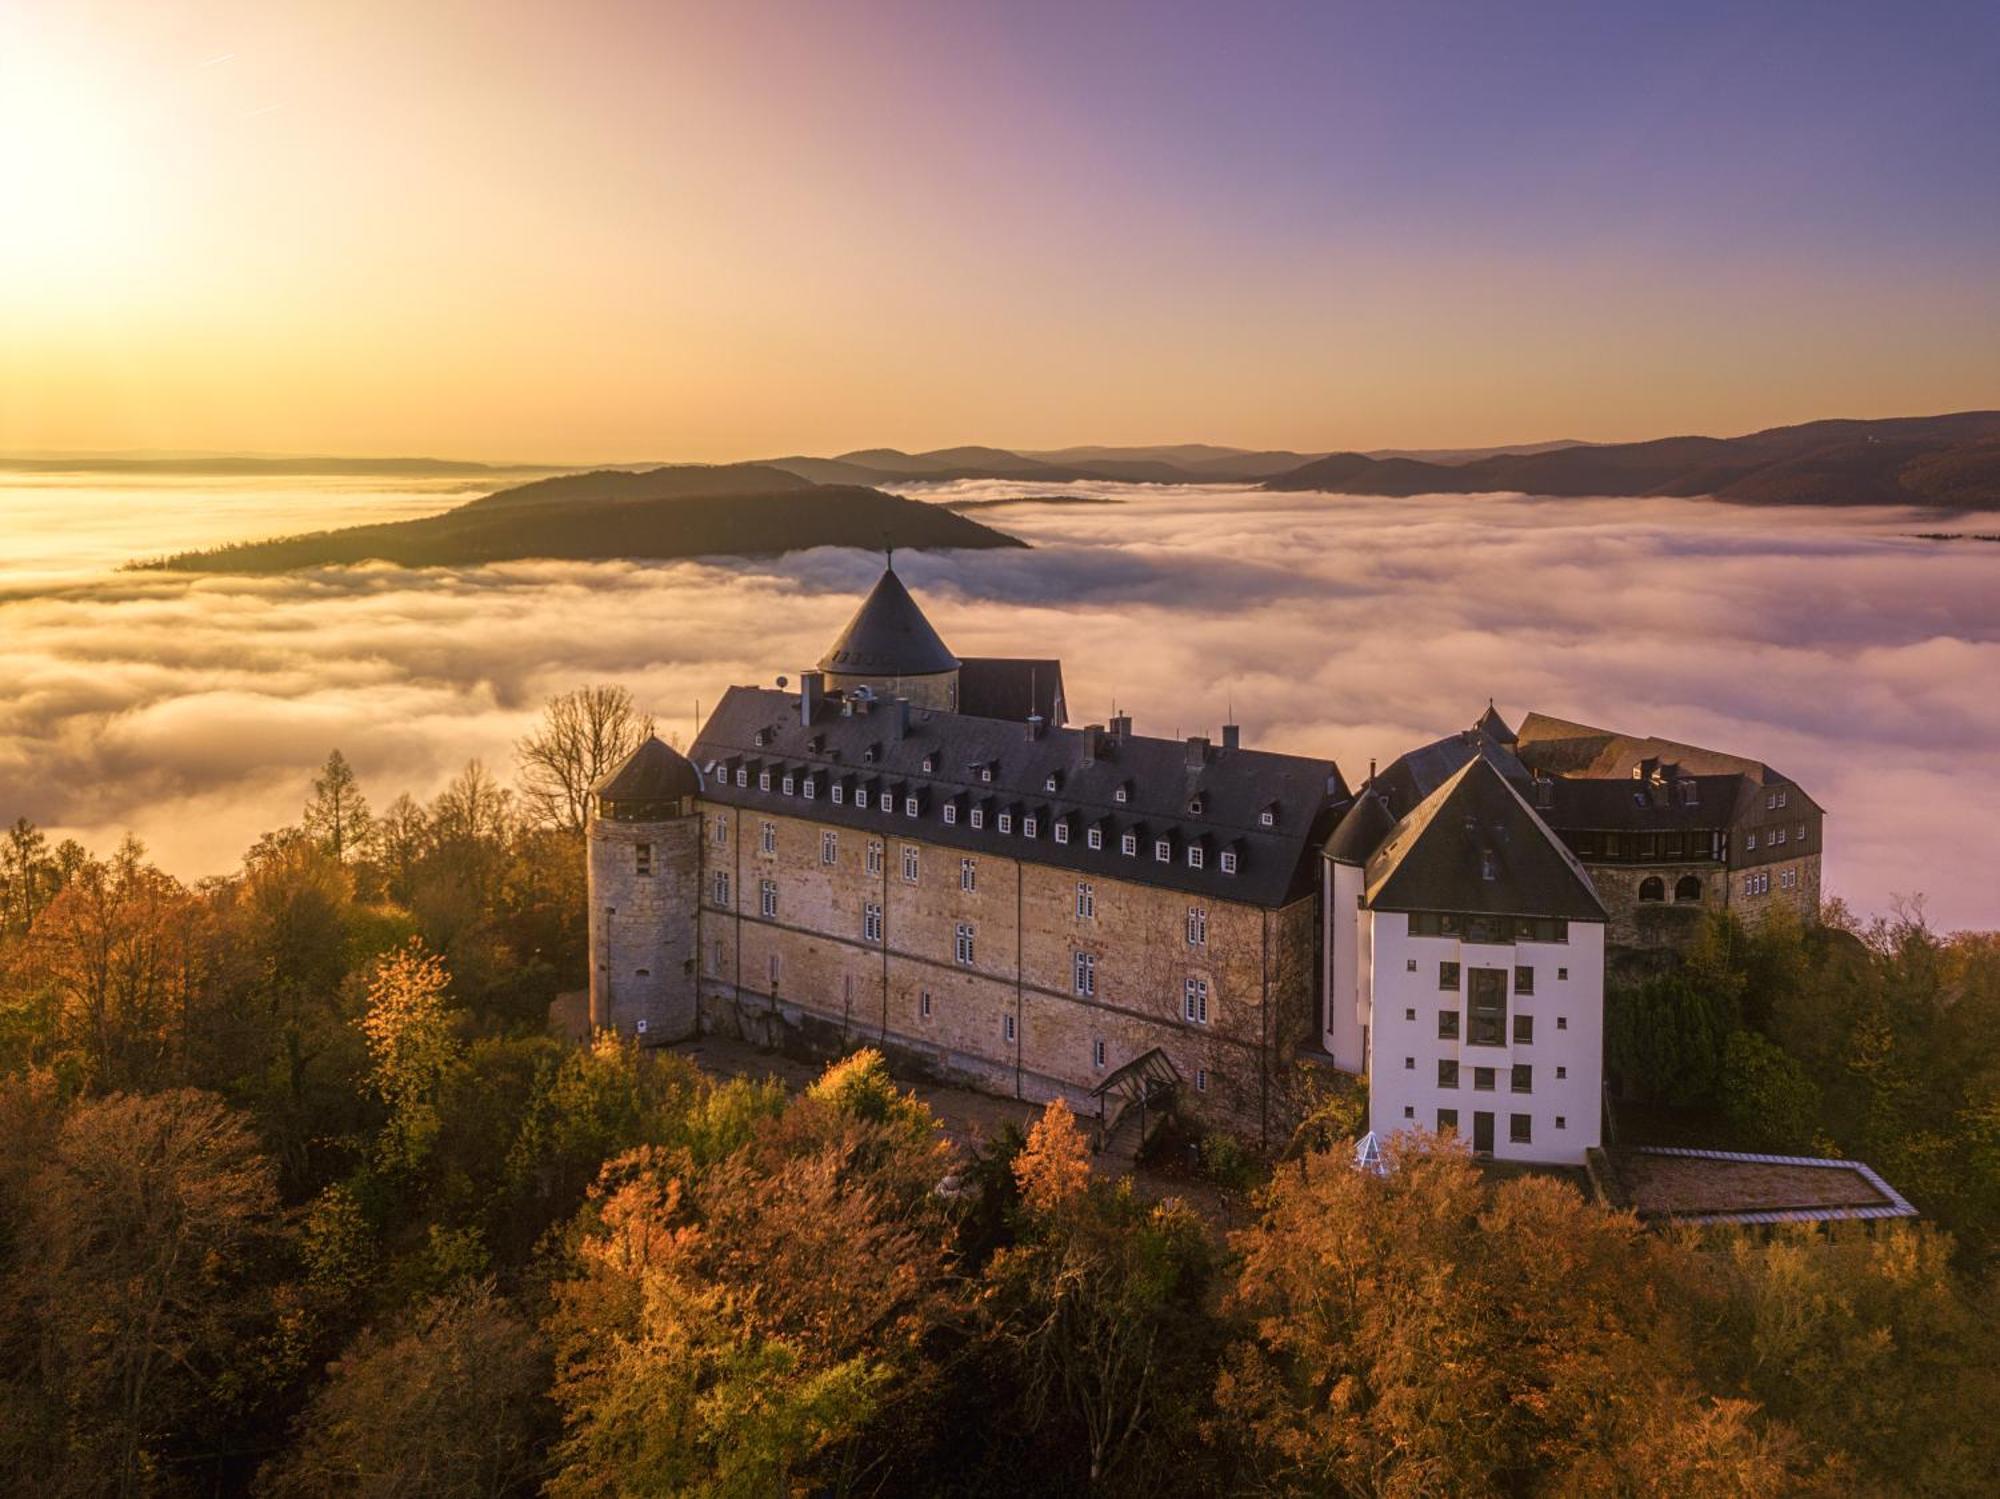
{"left": 3, "top": 477, "right": 1996, "bottom": 930}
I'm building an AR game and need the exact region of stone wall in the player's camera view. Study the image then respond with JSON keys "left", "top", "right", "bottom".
{"left": 588, "top": 810, "right": 701, "bottom": 1042}
{"left": 1582, "top": 861, "right": 1725, "bottom": 950}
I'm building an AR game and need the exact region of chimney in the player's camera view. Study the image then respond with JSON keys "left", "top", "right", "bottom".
{"left": 800, "top": 670, "right": 823, "bottom": 726}
{"left": 1221, "top": 723, "right": 1240, "bottom": 751}
{"left": 892, "top": 697, "right": 911, "bottom": 740}
{"left": 1025, "top": 714, "right": 1045, "bottom": 741}
{"left": 1534, "top": 769, "right": 1553, "bottom": 809}
{"left": 1109, "top": 712, "right": 1132, "bottom": 740}
{"left": 1185, "top": 735, "right": 1210, "bottom": 769}
{"left": 1081, "top": 724, "right": 1105, "bottom": 764}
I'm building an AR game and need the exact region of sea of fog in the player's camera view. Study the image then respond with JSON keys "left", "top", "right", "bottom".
{"left": 1, "top": 473, "right": 1996, "bottom": 930}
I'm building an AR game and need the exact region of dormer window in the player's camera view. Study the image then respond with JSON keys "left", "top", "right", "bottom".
{"left": 781, "top": 774, "right": 795, "bottom": 795}
{"left": 803, "top": 777, "right": 816, "bottom": 799}
{"left": 832, "top": 783, "right": 845, "bottom": 804}
{"left": 981, "top": 765, "right": 994, "bottom": 783}
{"left": 1777, "top": 789, "right": 1788, "bottom": 808}
{"left": 1045, "top": 773, "right": 1060, "bottom": 792}
{"left": 755, "top": 728, "right": 772, "bottom": 746}
{"left": 1054, "top": 820, "right": 1070, "bottom": 844}
{"left": 735, "top": 768, "right": 747, "bottom": 787}
{"left": 1154, "top": 839, "right": 1171, "bottom": 862}
{"left": 1188, "top": 795, "right": 1204, "bottom": 815}
{"left": 1220, "top": 849, "right": 1238, "bottom": 875}
{"left": 879, "top": 791, "right": 894, "bottom": 812}
{"left": 1114, "top": 783, "right": 1130, "bottom": 804}
{"left": 998, "top": 812, "right": 1014, "bottom": 834}
{"left": 905, "top": 796, "right": 919, "bottom": 817}
{"left": 1087, "top": 826, "right": 1103, "bottom": 850}
{"left": 1480, "top": 850, "right": 1498, "bottom": 881}
{"left": 1746, "top": 833, "right": 1758, "bottom": 850}
{"left": 1121, "top": 832, "right": 1138, "bottom": 856}
{"left": 1186, "top": 845, "right": 1204, "bottom": 869}
{"left": 1023, "top": 816, "right": 1038, "bottom": 838}
{"left": 758, "top": 771, "right": 772, "bottom": 791}
{"left": 1260, "top": 804, "right": 1276, "bottom": 827}
{"left": 970, "top": 807, "right": 985, "bottom": 829}
{"left": 943, "top": 802, "right": 958, "bottom": 825}
{"left": 923, "top": 754, "right": 936, "bottom": 773}
{"left": 863, "top": 745, "right": 879, "bottom": 763}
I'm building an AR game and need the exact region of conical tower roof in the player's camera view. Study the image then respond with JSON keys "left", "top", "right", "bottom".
{"left": 1475, "top": 700, "right": 1517, "bottom": 745}
{"left": 818, "top": 564, "right": 960, "bottom": 676}
{"left": 595, "top": 735, "right": 701, "bottom": 802}
{"left": 1324, "top": 786, "right": 1396, "bottom": 865}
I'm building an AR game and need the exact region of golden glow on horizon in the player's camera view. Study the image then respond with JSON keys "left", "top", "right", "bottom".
{"left": 2, "top": 2, "right": 1995, "bottom": 463}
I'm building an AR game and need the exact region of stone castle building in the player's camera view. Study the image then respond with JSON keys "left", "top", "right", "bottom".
{"left": 588, "top": 562, "right": 1824, "bottom": 1165}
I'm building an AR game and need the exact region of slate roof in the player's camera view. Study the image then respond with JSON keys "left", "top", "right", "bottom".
{"left": 693, "top": 685, "right": 1349, "bottom": 907}
{"left": 1545, "top": 774, "right": 1742, "bottom": 832}
{"left": 1515, "top": 712, "right": 1815, "bottom": 806}
{"left": 1324, "top": 786, "right": 1396, "bottom": 865}
{"left": 596, "top": 736, "right": 704, "bottom": 802}
{"left": 817, "top": 566, "right": 960, "bottom": 676}
{"left": 1374, "top": 726, "right": 1531, "bottom": 821}
{"left": 1364, "top": 757, "right": 1606, "bottom": 921}
{"left": 957, "top": 657, "right": 1066, "bottom": 725}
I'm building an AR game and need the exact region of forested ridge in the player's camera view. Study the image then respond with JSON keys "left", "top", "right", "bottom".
{"left": 2, "top": 688, "right": 1997, "bottom": 1496}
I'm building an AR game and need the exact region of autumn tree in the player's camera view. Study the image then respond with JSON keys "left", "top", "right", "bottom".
{"left": 2, "top": 815, "right": 53, "bottom": 935}
{"left": 302, "top": 749, "right": 374, "bottom": 863}
{"left": 514, "top": 685, "right": 655, "bottom": 834}
{"left": 359, "top": 940, "right": 463, "bottom": 1172}
{"left": 6, "top": 1091, "right": 282, "bottom": 1496}
{"left": 259, "top": 1280, "right": 550, "bottom": 1499}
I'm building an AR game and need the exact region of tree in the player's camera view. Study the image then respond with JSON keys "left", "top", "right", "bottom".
{"left": 1013, "top": 1096, "right": 1091, "bottom": 1214}
{"left": 303, "top": 750, "right": 374, "bottom": 863}
{"left": 1720, "top": 1029, "right": 1822, "bottom": 1151}
{"left": 9, "top": 1091, "right": 281, "bottom": 1496}
{"left": 373, "top": 794, "right": 430, "bottom": 905}
{"left": 259, "top": 1280, "right": 549, "bottom": 1499}
{"left": 514, "top": 686, "right": 655, "bottom": 834}
{"left": 2, "top": 816, "right": 52, "bottom": 935}
{"left": 359, "top": 941, "right": 463, "bottom": 1171}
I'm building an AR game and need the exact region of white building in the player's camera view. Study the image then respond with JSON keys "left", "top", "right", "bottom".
{"left": 1323, "top": 756, "right": 1607, "bottom": 1165}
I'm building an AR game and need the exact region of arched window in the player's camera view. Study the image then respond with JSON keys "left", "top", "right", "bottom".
{"left": 1637, "top": 875, "right": 1666, "bottom": 902}
{"left": 1674, "top": 874, "right": 1703, "bottom": 903}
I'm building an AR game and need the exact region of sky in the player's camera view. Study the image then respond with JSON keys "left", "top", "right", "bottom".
{"left": 3, "top": 0, "right": 1997, "bottom": 461}
{"left": 4, "top": 476, "right": 1997, "bottom": 930}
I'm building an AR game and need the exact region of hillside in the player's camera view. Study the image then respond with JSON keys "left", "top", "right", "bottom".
{"left": 1264, "top": 411, "right": 2000, "bottom": 506}
{"left": 141, "top": 483, "right": 1024, "bottom": 572}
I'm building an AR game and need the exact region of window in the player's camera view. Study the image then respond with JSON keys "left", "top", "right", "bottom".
{"left": 1087, "top": 826, "right": 1103, "bottom": 850}
{"left": 1115, "top": 784, "right": 1129, "bottom": 803}
{"left": 961, "top": 857, "right": 977, "bottom": 892}
{"left": 781, "top": 773, "right": 795, "bottom": 795}
{"left": 1221, "top": 850, "right": 1238, "bottom": 874}
{"left": 1511, "top": 1064, "right": 1532, "bottom": 1094}
{"left": 1004, "top": 1012, "right": 1016, "bottom": 1043}
{"left": 803, "top": 778, "right": 816, "bottom": 800}
{"left": 1439, "top": 962, "right": 1461, "bottom": 990}
{"left": 1184, "top": 977, "right": 1209, "bottom": 1025}
{"left": 760, "top": 879, "right": 778, "bottom": 918}
{"left": 821, "top": 830, "right": 838, "bottom": 865}
{"left": 922, "top": 755, "right": 935, "bottom": 773}
{"left": 1437, "top": 1108, "right": 1458, "bottom": 1132}
{"left": 998, "top": 812, "right": 1014, "bottom": 835}
{"left": 1468, "top": 969, "right": 1506, "bottom": 1045}
{"left": 863, "top": 902, "right": 882, "bottom": 943}
{"left": 1746, "top": 833, "right": 1758, "bottom": 851}
{"left": 1638, "top": 875, "right": 1665, "bottom": 902}
{"left": 866, "top": 840, "right": 883, "bottom": 876}
{"left": 879, "top": 791, "right": 894, "bottom": 812}
{"left": 1674, "top": 874, "right": 1702, "bottom": 902}
{"left": 981, "top": 766, "right": 993, "bottom": 783}
{"left": 760, "top": 821, "right": 776, "bottom": 854}
{"left": 1480, "top": 850, "right": 1498, "bottom": 881}
{"left": 1076, "top": 882, "right": 1095, "bottom": 919}
{"left": 1186, "top": 907, "right": 1207, "bottom": 946}
{"left": 832, "top": 783, "right": 846, "bottom": 805}
{"left": 1260, "top": 808, "right": 1275, "bottom": 827}
{"left": 1195, "top": 1068, "right": 1208, "bottom": 1092}
{"left": 1438, "top": 1059, "right": 1459, "bottom": 1089}
{"left": 1406, "top": 959, "right": 1418, "bottom": 973}
{"left": 955, "top": 922, "right": 975, "bottom": 966}
{"left": 1404, "top": 1056, "right": 1415, "bottom": 1070}
{"left": 758, "top": 770, "right": 772, "bottom": 791}
{"left": 1074, "top": 951, "right": 1096, "bottom": 996}
{"left": 1093, "top": 1038, "right": 1105, "bottom": 1069}
{"left": 1556, "top": 1065, "right": 1567, "bottom": 1079}
{"left": 920, "top": 989, "right": 932, "bottom": 1019}
{"left": 1509, "top": 1114, "right": 1532, "bottom": 1145}
{"left": 1055, "top": 821, "right": 1070, "bottom": 844}
{"left": 1555, "top": 1115, "right": 1566, "bottom": 1129}
{"left": 1557, "top": 967, "right": 1568, "bottom": 981}
{"left": 1045, "top": 774, "right": 1058, "bottom": 792}
{"left": 1438, "top": 1009, "right": 1460, "bottom": 1040}
{"left": 943, "top": 803, "right": 957, "bottom": 825}
{"left": 1121, "top": 833, "right": 1138, "bottom": 856}
{"left": 768, "top": 952, "right": 780, "bottom": 984}
{"left": 711, "top": 814, "right": 728, "bottom": 846}
{"left": 710, "top": 939, "right": 724, "bottom": 975}
{"left": 1403, "top": 1105, "right": 1416, "bottom": 1119}
{"left": 1513, "top": 966, "right": 1534, "bottom": 995}
{"left": 1556, "top": 1016, "right": 1568, "bottom": 1031}
{"left": 1187, "top": 845, "right": 1205, "bottom": 869}
{"left": 735, "top": 768, "right": 747, "bottom": 787}
{"left": 970, "top": 807, "right": 985, "bottom": 829}
{"left": 1405, "top": 1007, "right": 1416, "bottom": 1021}
{"left": 1473, "top": 1067, "right": 1495, "bottom": 1092}
{"left": 905, "top": 795, "right": 919, "bottom": 818}
{"left": 1796, "top": 821, "right": 1806, "bottom": 842}
{"left": 1777, "top": 790, "right": 1788, "bottom": 808}
{"left": 1155, "top": 839, "right": 1171, "bottom": 862}
{"left": 712, "top": 871, "right": 731, "bottom": 907}
{"left": 1513, "top": 1015, "right": 1534, "bottom": 1045}
{"left": 1774, "top": 827, "right": 1786, "bottom": 845}
{"left": 1023, "top": 816, "right": 1038, "bottom": 839}
{"left": 635, "top": 842, "right": 652, "bottom": 876}
{"left": 903, "top": 847, "right": 919, "bottom": 884}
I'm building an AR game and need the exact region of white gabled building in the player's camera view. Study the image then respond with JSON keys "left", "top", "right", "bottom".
{"left": 1322, "top": 756, "right": 1607, "bottom": 1165}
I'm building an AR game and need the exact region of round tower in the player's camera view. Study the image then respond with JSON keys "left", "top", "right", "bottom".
{"left": 817, "top": 557, "right": 961, "bottom": 711}
{"left": 587, "top": 736, "right": 703, "bottom": 1043}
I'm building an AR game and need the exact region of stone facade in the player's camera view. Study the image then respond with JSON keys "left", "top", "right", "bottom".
{"left": 692, "top": 802, "right": 1316, "bottom": 1145}
{"left": 1580, "top": 861, "right": 1723, "bottom": 949}
{"left": 588, "top": 807, "right": 701, "bottom": 1042}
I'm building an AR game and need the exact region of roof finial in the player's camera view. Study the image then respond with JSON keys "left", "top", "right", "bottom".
{"left": 883, "top": 537, "right": 895, "bottom": 572}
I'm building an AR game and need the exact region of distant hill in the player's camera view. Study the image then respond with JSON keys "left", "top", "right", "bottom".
{"left": 0, "top": 453, "right": 568, "bottom": 478}
{"left": 140, "top": 481, "right": 1024, "bottom": 573}
{"left": 1264, "top": 412, "right": 2000, "bottom": 506}
{"left": 456, "top": 462, "right": 812, "bottom": 509}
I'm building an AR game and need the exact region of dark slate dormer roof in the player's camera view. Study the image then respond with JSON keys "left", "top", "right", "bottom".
{"left": 1365, "top": 757, "right": 1605, "bottom": 921}
{"left": 595, "top": 736, "right": 703, "bottom": 802}
{"left": 694, "top": 685, "right": 1348, "bottom": 907}
{"left": 1324, "top": 785, "right": 1396, "bottom": 866}
{"left": 1476, "top": 701, "right": 1517, "bottom": 745}
{"left": 817, "top": 567, "right": 961, "bottom": 676}
{"left": 957, "top": 657, "right": 1067, "bottom": 724}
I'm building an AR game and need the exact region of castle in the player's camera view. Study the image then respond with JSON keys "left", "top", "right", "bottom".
{"left": 588, "top": 561, "right": 1822, "bottom": 1166}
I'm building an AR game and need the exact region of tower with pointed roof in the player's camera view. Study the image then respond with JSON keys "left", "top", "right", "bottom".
{"left": 587, "top": 736, "right": 704, "bottom": 1042}
{"left": 817, "top": 556, "right": 962, "bottom": 712}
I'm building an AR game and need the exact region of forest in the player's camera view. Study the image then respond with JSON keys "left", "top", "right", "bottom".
{"left": 2, "top": 687, "right": 1997, "bottom": 1497}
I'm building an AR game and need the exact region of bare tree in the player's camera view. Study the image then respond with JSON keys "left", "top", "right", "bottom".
{"left": 515, "top": 686, "right": 656, "bottom": 833}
